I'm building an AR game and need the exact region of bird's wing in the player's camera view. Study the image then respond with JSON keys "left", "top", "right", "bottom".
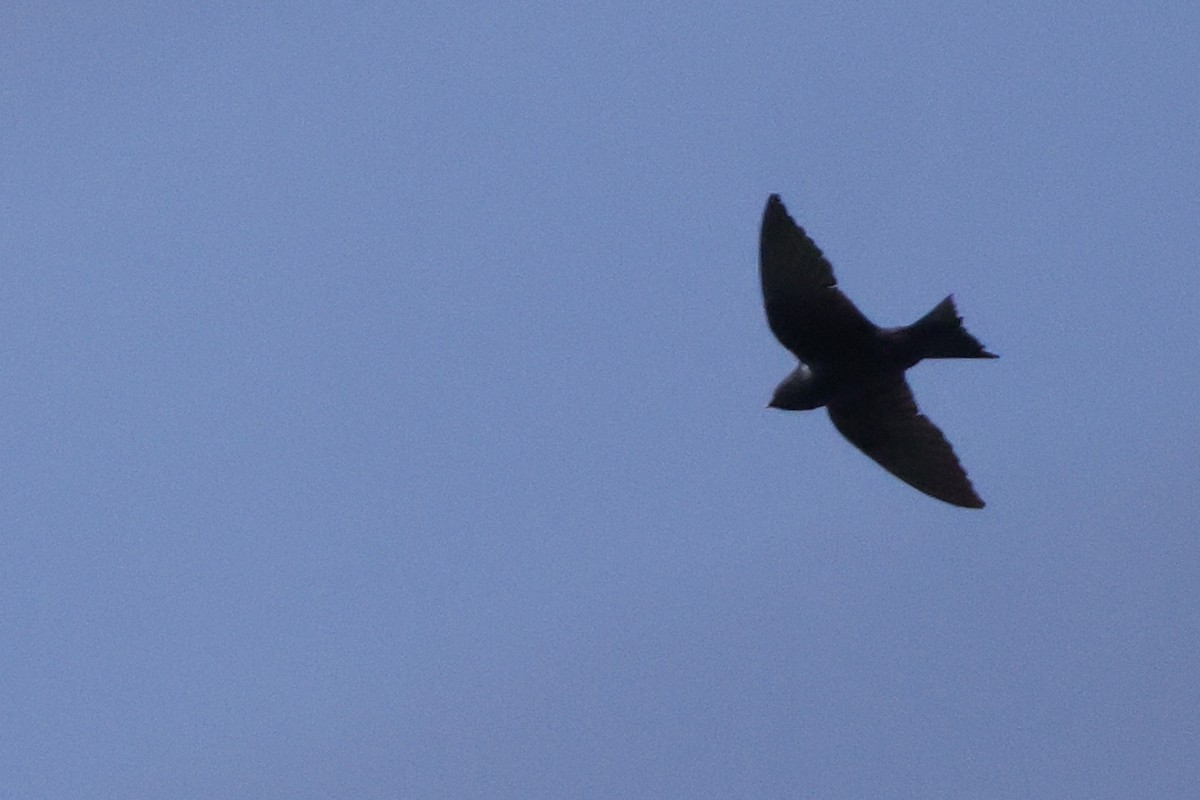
{"left": 759, "top": 194, "right": 876, "bottom": 364}
{"left": 827, "top": 378, "right": 985, "bottom": 508}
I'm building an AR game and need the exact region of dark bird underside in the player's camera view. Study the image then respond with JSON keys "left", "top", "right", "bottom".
{"left": 759, "top": 194, "right": 996, "bottom": 508}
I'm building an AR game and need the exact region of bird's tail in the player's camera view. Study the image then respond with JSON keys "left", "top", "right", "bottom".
{"left": 908, "top": 295, "right": 998, "bottom": 359}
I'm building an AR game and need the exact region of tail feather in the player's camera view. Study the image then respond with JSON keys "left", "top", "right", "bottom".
{"left": 909, "top": 295, "right": 997, "bottom": 359}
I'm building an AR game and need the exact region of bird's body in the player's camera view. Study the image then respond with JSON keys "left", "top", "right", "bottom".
{"left": 760, "top": 194, "right": 996, "bottom": 508}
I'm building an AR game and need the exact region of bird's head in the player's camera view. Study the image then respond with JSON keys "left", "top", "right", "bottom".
{"left": 769, "top": 364, "right": 831, "bottom": 411}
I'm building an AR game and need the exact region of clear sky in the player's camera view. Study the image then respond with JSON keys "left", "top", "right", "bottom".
{"left": 3, "top": 3, "right": 1198, "bottom": 798}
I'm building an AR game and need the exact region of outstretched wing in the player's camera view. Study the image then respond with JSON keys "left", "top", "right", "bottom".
{"left": 759, "top": 194, "right": 876, "bottom": 365}
{"left": 827, "top": 379, "right": 985, "bottom": 508}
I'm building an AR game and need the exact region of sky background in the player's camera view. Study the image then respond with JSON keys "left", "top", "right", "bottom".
{"left": 2, "top": 2, "right": 1198, "bottom": 798}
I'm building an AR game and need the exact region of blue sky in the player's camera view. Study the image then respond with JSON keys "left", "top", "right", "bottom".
{"left": 3, "top": 3, "right": 1197, "bottom": 797}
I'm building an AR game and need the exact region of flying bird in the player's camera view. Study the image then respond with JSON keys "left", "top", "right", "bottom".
{"left": 759, "top": 194, "right": 997, "bottom": 508}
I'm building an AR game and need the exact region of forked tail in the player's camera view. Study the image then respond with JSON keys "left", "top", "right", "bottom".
{"left": 908, "top": 295, "right": 998, "bottom": 359}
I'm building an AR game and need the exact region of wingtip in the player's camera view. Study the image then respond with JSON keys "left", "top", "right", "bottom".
{"left": 764, "top": 193, "right": 785, "bottom": 217}
{"left": 952, "top": 484, "right": 987, "bottom": 509}
{"left": 937, "top": 490, "right": 986, "bottom": 509}
{"left": 762, "top": 194, "right": 794, "bottom": 230}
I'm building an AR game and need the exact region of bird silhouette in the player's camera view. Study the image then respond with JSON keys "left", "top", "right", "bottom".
{"left": 760, "top": 194, "right": 997, "bottom": 508}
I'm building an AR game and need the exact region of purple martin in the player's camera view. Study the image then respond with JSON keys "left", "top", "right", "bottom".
{"left": 760, "top": 194, "right": 997, "bottom": 508}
